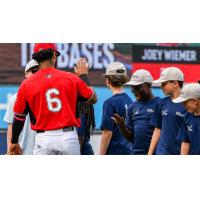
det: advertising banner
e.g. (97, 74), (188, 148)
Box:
(132, 45), (200, 82)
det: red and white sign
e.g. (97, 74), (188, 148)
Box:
(132, 45), (200, 83)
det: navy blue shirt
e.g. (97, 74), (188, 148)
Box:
(177, 112), (200, 155)
(126, 97), (161, 155)
(77, 115), (94, 155)
(100, 93), (132, 155)
(150, 96), (186, 155)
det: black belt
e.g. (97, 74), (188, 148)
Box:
(36, 126), (74, 133)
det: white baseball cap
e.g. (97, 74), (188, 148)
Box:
(125, 69), (153, 86)
(103, 62), (127, 76)
(153, 67), (184, 84)
(173, 83), (200, 103)
(25, 59), (39, 73)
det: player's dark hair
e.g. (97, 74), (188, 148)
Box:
(177, 81), (184, 88)
(32, 48), (54, 63)
(78, 74), (95, 140)
(143, 82), (152, 88)
(169, 80), (184, 88)
(107, 75), (129, 87)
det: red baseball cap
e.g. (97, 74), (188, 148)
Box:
(33, 43), (60, 56)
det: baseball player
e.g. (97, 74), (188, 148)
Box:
(4, 59), (39, 155)
(173, 83), (200, 155)
(112, 69), (161, 155)
(74, 59), (95, 155)
(8, 43), (97, 155)
(148, 67), (186, 155)
(100, 62), (132, 155)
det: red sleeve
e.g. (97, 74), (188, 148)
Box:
(14, 81), (28, 116)
(76, 77), (93, 101)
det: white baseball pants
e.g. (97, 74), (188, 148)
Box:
(33, 128), (80, 155)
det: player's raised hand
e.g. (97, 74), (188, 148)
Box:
(74, 57), (90, 76)
(7, 143), (22, 155)
(111, 114), (125, 128)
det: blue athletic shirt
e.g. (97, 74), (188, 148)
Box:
(77, 115), (94, 155)
(126, 97), (161, 155)
(100, 93), (132, 155)
(150, 96), (186, 155)
(177, 112), (200, 155)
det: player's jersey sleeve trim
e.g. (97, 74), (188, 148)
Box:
(14, 115), (26, 121)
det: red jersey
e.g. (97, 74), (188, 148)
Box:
(14, 67), (93, 131)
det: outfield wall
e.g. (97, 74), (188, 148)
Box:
(0, 85), (165, 154)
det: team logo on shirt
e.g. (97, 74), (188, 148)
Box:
(147, 109), (154, 113)
(45, 74), (52, 79)
(124, 104), (129, 118)
(187, 125), (193, 132)
(176, 112), (184, 117)
(162, 109), (168, 116)
(134, 109), (140, 115)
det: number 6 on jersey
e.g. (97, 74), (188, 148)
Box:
(46, 89), (62, 112)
